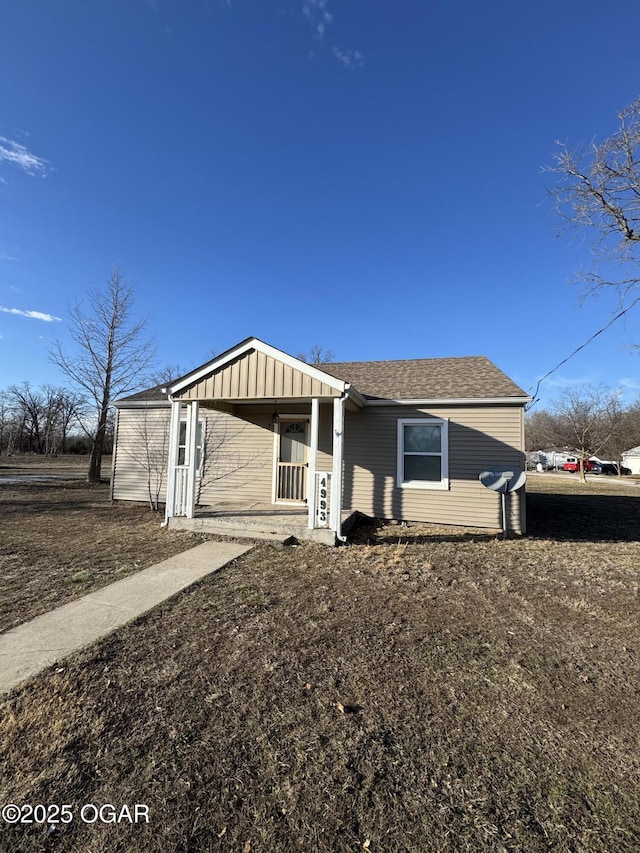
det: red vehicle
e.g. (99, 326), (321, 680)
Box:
(563, 457), (596, 473)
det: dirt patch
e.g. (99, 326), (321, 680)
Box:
(1, 465), (639, 851)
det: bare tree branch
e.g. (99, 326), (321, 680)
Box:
(297, 344), (336, 364)
(546, 98), (640, 309)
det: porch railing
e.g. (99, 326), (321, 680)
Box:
(173, 466), (189, 516)
(277, 462), (306, 502)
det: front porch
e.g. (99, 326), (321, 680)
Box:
(167, 501), (360, 545)
(162, 338), (366, 544)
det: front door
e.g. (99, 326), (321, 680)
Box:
(276, 420), (307, 502)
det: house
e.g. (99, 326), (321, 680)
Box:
(111, 336), (530, 542)
(622, 446), (640, 475)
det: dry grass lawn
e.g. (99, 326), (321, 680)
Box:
(0, 455), (209, 632)
(1, 460), (639, 852)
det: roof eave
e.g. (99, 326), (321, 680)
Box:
(345, 383), (367, 409)
(364, 396), (532, 406)
(113, 396), (170, 409)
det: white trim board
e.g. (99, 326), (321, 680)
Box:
(366, 397), (531, 407)
(113, 399), (170, 409)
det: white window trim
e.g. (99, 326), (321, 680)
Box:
(397, 417), (449, 491)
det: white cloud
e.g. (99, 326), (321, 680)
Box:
(303, 0), (332, 38)
(332, 46), (364, 68)
(302, 1), (363, 68)
(619, 377), (640, 393)
(0, 306), (61, 322)
(0, 137), (49, 176)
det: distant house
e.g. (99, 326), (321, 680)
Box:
(111, 337), (529, 541)
(622, 446), (640, 475)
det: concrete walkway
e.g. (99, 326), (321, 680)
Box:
(0, 540), (252, 695)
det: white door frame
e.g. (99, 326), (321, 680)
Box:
(272, 415), (309, 504)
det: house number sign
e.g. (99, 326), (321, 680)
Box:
(316, 471), (331, 528)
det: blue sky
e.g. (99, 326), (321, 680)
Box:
(1, 0), (639, 409)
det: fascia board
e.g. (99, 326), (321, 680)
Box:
(113, 399), (171, 409)
(364, 396), (532, 406)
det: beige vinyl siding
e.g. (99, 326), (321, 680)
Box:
(198, 402), (334, 504)
(176, 349), (342, 401)
(343, 404), (526, 532)
(111, 406), (171, 504)
(113, 399), (526, 532)
(113, 402), (336, 508)
(198, 406), (274, 504)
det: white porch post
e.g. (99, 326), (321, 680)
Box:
(307, 397), (319, 529)
(164, 398), (183, 522)
(330, 395), (345, 538)
(185, 400), (199, 519)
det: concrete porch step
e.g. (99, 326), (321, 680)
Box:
(167, 508), (360, 546)
(168, 517), (296, 545)
(168, 516), (338, 545)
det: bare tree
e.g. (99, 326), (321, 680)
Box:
(547, 98), (640, 308)
(150, 365), (189, 386)
(4, 383), (83, 455)
(551, 385), (615, 481)
(5, 388), (27, 454)
(0, 390), (10, 454)
(41, 385), (64, 456)
(50, 265), (155, 483)
(8, 382), (45, 453)
(525, 409), (558, 451)
(56, 389), (86, 454)
(599, 393), (640, 474)
(297, 344), (336, 364)
(527, 386), (640, 476)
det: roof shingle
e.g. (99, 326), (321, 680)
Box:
(322, 356), (526, 400)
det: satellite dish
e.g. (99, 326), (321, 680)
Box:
(479, 469), (526, 493)
(508, 470), (526, 492)
(479, 471), (508, 493)
(479, 469), (526, 537)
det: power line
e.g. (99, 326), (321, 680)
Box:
(526, 293), (640, 410)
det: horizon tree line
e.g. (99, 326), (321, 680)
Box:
(0, 382), (109, 456)
(526, 385), (640, 478)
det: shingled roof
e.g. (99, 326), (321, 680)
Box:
(117, 354), (527, 404)
(116, 384), (168, 404)
(322, 356), (526, 401)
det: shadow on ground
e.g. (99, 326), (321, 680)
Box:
(527, 490), (640, 542)
(351, 489), (640, 545)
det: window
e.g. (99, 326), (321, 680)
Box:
(177, 419), (205, 472)
(280, 422), (306, 464)
(397, 418), (449, 490)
